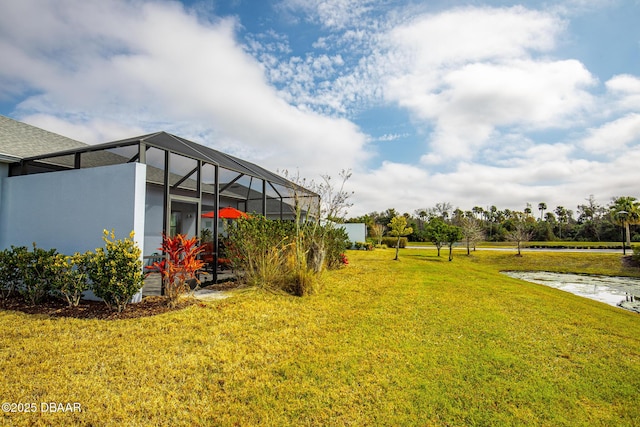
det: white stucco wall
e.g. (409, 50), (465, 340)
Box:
(340, 223), (367, 245)
(0, 162), (146, 256)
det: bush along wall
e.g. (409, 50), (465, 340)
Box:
(85, 230), (144, 313)
(0, 230), (143, 312)
(0, 246), (22, 301)
(0, 245), (64, 306)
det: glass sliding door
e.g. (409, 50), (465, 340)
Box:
(169, 197), (200, 237)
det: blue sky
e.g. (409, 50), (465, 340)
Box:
(1, 0), (639, 216)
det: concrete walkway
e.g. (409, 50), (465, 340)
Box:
(192, 288), (232, 301)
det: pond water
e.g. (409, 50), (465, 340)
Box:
(501, 271), (640, 313)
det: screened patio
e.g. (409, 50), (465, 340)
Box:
(10, 131), (319, 287)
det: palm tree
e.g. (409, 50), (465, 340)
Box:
(609, 196), (640, 246)
(538, 202), (547, 221)
(555, 206), (567, 239)
(489, 205), (498, 222)
(472, 206), (484, 220)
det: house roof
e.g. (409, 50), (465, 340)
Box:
(91, 131), (303, 191)
(19, 130), (314, 195)
(3, 114), (316, 197)
(0, 115), (87, 159)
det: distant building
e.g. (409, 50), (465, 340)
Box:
(339, 223), (367, 246)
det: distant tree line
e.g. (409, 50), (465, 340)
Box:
(346, 195), (640, 245)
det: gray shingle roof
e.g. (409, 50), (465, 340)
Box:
(0, 115), (87, 159)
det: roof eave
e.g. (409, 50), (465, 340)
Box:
(0, 152), (21, 163)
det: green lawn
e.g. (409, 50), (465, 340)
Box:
(1, 249), (639, 426)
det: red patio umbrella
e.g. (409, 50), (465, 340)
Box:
(219, 207), (249, 219)
(201, 207), (249, 219)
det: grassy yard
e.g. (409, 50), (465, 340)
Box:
(1, 248), (639, 426)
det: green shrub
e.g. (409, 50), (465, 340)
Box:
(633, 246), (640, 264)
(322, 225), (351, 269)
(0, 247), (23, 300)
(354, 241), (374, 251)
(380, 237), (408, 248)
(0, 245), (88, 306)
(50, 252), (90, 307)
(85, 230), (143, 313)
(17, 244), (60, 305)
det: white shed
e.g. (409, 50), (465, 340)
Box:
(339, 223), (367, 246)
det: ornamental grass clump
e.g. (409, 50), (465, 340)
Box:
(85, 230), (144, 313)
(226, 216), (350, 296)
(226, 216), (293, 291)
(148, 234), (205, 307)
(284, 239), (318, 297)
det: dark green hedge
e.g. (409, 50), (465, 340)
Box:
(380, 237), (408, 248)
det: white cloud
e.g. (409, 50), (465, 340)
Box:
(20, 113), (146, 144)
(276, 0), (378, 30)
(387, 6), (561, 67)
(375, 133), (408, 142)
(380, 6), (596, 164)
(208, 2), (640, 216)
(347, 161), (431, 213)
(2, 0), (639, 219)
(606, 74), (640, 112)
(347, 149), (631, 216)
(0, 0), (370, 179)
(580, 113), (640, 155)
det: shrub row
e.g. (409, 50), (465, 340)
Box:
(0, 231), (143, 312)
(354, 241), (374, 250)
(528, 244), (637, 250)
(380, 237), (408, 248)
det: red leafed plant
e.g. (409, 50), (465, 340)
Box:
(147, 234), (205, 306)
(340, 253), (349, 265)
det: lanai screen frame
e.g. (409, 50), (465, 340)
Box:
(10, 131), (320, 285)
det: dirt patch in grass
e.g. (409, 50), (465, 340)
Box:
(201, 280), (242, 291)
(622, 255), (640, 268)
(0, 295), (200, 320)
